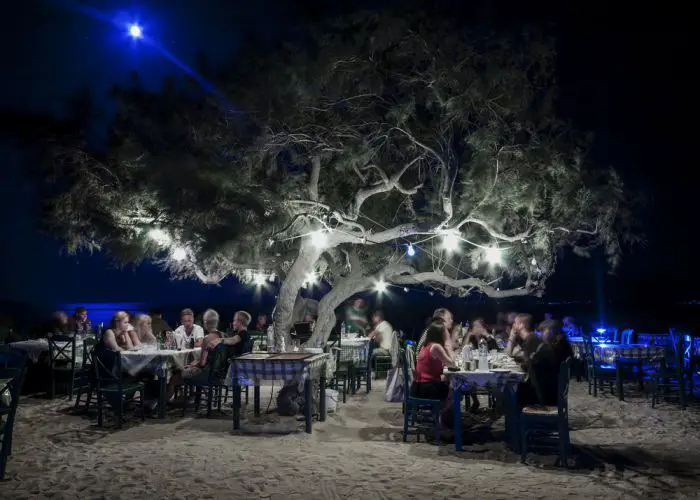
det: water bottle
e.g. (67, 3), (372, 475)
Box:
(340, 322), (346, 336)
(267, 325), (275, 352)
(478, 337), (489, 372)
(461, 345), (472, 371)
(189, 337), (195, 349)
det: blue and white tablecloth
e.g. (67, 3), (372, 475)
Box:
(446, 369), (524, 393)
(226, 353), (329, 386)
(567, 339), (665, 363)
(339, 338), (370, 364)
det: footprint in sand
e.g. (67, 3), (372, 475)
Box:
(319, 480), (341, 500)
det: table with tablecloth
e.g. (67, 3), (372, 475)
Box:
(228, 352), (329, 433)
(120, 347), (200, 418)
(445, 369), (525, 452)
(9, 337), (90, 365)
(568, 339), (665, 364)
(338, 338), (370, 363)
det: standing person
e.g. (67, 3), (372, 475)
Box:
(70, 306), (93, 334)
(344, 298), (368, 334)
(368, 311), (394, 356)
(173, 308), (204, 348)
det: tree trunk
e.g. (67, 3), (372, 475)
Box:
(307, 273), (375, 346)
(273, 241), (323, 351)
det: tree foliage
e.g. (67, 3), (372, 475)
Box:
(16, 9), (640, 298)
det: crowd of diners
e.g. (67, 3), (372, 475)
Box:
(411, 307), (575, 426)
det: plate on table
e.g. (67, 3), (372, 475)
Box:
(490, 368), (511, 373)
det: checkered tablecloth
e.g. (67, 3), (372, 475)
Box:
(120, 347), (199, 377)
(446, 370), (524, 393)
(595, 344), (666, 364)
(227, 353), (329, 386)
(338, 338), (370, 364)
(636, 334), (671, 346)
(10, 337), (89, 364)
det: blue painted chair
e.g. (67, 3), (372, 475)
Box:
(520, 358), (572, 466)
(583, 334), (615, 396)
(353, 339), (376, 393)
(400, 347), (441, 445)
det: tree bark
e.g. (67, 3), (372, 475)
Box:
(272, 240), (323, 351)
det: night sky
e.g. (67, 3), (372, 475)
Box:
(1, 1), (695, 320)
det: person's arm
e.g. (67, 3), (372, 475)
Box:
(129, 330), (142, 346)
(430, 343), (456, 367)
(505, 328), (518, 357)
(193, 326), (204, 347)
(123, 331), (134, 350)
(222, 333), (242, 345)
(103, 330), (123, 352)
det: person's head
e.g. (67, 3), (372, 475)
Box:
(256, 314), (268, 327)
(302, 313), (315, 323)
(74, 306), (88, 322)
(562, 316), (575, 328)
(432, 308), (453, 330)
(233, 311), (252, 331)
(111, 311), (130, 333)
(544, 312), (554, 321)
(472, 318), (487, 332)
(135, 314), (152, 336)
(180, 308), (195, 330)
(424, 320), (448, 347)
(539, 319), (563, 343)
(513, 313), (534, 338)
(202, 309), (220, 333)
(371, 310), (384, 326)
(53, 311), (68, 326)
(507, 312), (517, 325)
(352, 298), (365, 309)
(149, 308), (163, 319)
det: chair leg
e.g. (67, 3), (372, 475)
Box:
(207, 386), (213, 417)
(140, 391), (145, 421)
(68, 375), (75, 401)
(245, 386), (249, 404)
(520, 425), (527, 463)
(116, 395), (123, 429)
(85, 387), (93, 411)
(50, 371), (56, 399)
(403, 404), (410, 442)
(97, 392), (104, 427)
(74, 389), (82, 408)
(433, 407), (440, 446)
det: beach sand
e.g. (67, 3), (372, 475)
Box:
(2, 380), (700, 499)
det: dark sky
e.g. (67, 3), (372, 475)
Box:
(0, 1), (695, 313)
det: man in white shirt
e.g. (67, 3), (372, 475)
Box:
(173, 308), (204, 348)
(368, 310), (394, 356)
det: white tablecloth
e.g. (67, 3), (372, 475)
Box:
(339, 338), (370, 363)
(120, 347), (200, 377)
(10, 337), (89, 364)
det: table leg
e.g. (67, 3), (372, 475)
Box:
(232, 384), (241, 431)
(319, 367), (327, 422)
(453, 388), (463, 451)
(304, 379), (312, 433)
(349, 362), (357, 394)
(159, 370), (167, 419)
(254, 384), (261, 417)
(506, 386), (521, 453)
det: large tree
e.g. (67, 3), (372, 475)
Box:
(14, 11), (638, 345)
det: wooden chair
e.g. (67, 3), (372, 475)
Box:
(73, 337), (99, 411)
(181, 344), (230, 417)
(583, 334), (615, 396)
(520, 358), (572, 466)
(352, 339), (376, 393)
(93, 347), (145, 429)
(47, 334), (77, 400)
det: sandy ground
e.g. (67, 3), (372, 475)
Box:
(2, 379), (700, 500)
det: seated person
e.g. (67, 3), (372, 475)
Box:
(539, 319), (574, 368)
(368, 310), (393, 356)
(507, 313), (558, 408)
(130, 314), (158, 346)
(102, 311), (134, 351)
(462, 318), (499, 351)
(411, 320), (456, 403)
(173, 308), (205, 348)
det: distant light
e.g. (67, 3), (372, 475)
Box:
(485, 246), (502, 265)
(531, 257), (537, 266)
(128, 24), (142, 39)
(596, 328), (606, 334)
(253, 273), (266, 286)
(441, 230), (461, 252)
(403, 287), (409, 293)
(309, 230), (328, 249)
(268, 272), (276, 282)
(374, 280), (387, 293)
(171, 247), (187, 261)
(304, 272), (317, 287)
(406, 244), (416, 257)
(148, 228), (171, 246)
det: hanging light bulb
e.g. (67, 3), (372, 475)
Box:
(406, 244), (416, 257)
(403, 287), (409, 292)
(148, 228), (171, 246)
(441, 230), (461, 252)
(485, 246), (502, 265)
(253, 273), (266, 286)
(374, 280), (387, 293)
(531, 257), (537, 266)
(309, 230), (328, 249)
(268, 272), (276, 282)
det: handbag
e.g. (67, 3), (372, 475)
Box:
(384, 366), (405, 403)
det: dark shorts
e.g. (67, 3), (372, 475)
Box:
(411, 381), (450, 401)
(183, 365), (210, 385)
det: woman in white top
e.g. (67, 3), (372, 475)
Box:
(103, 311), (134, 352)
(130, 314), (158, 346)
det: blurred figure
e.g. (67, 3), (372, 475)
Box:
(51, 311), (71, 334)
(417, 308), (454, 352)
(463, 318), (498, 351)
(70, 306), (92, 334)
(544, 312), (554, 321)
(344, 298), (368, 334)
(255, 314), (269, 332)
(539, 319), (574, 367)
(368, 310), (393, 355)
(562, 316), (579, 336)
(150, 308), (172, 336)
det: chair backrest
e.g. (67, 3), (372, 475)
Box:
(620, 329), (634, 344)
(48, 334), (76, 367)
(82, 337), (99, 368)
(399, 349), (410, 404)
(92, 347), (124, 388)
(208, 344), (230, 382)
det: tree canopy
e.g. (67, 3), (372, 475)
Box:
(12, 10), (639, 325)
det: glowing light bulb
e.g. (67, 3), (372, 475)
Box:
(485, 246), (502, 265)
(253, 273), (266, 286)
(304, 272), (317, 288)
(374, 280), (387, 293)
(406, 244), (416, 257)
(403, 287), (409, 293)
(148, 228), (171, 246)
(531, 257), (537, 266)
(441, 230), (460, 252)
(171, 247), (187, 261)
(128, 24), (142, 39)
(268, 272), (276, 282)
(309, 230), (328, 249)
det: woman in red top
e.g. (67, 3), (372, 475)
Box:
(411, 320), (456, 401)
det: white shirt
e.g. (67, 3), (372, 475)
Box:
(373, 320), (394, 351)
(173, 324), (204, 346)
